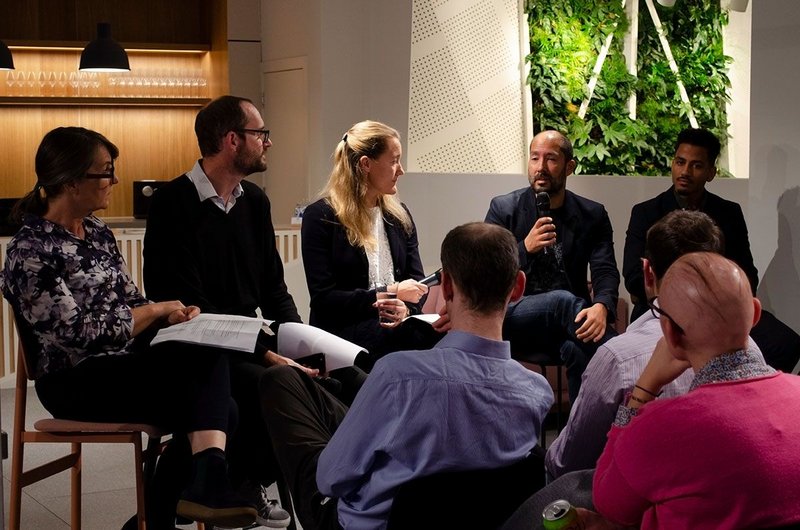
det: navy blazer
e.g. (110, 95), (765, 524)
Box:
(485, 187), (620, 320)
(623, 186), (759, 317)
(301, 198), (426, 333)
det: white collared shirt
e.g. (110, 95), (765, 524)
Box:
(186, 160), (244, 213)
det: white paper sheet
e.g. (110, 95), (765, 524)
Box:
(151, 313), (265, 353)
(407, 313), (440, 324)
(277, 322), (367, 371)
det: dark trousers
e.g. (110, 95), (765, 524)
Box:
(750, 309), (800, 373)
(228, 332), (368, 489)
(35, 340), (234, 434)
(228, 355), (281, 488)
(503, 290), (615, 402)
(500, 469), (595, 530)
(260, 365), (348, 530)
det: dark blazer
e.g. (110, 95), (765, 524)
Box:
(623, 186), (759, 317)
(301, 198), (426, 333)
(485, 187), (620, 320)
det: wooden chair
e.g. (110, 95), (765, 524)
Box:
(8, 313), (205, 530)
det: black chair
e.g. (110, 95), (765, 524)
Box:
(387, 446), (546, 530)
(513, 351), (566, 447)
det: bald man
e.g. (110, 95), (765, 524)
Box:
(485, 130), (619, 401)
(591, 253), (800, 529)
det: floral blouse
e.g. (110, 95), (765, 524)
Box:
(0, 214), (150, 379)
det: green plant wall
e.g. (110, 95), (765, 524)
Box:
(527, 0), (732, 176)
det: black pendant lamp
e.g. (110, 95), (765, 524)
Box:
(79, 22), (130, 72)
(0, 39), (14, 70)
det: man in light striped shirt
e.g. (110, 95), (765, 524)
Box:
(545, 210), (765, 478)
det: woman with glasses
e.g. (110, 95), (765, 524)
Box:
(301, 120), (442, 368)
(0, 127), (257, 529)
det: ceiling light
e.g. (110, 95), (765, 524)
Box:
(79, 22), (130, 72)
(0, 39), (15, 70)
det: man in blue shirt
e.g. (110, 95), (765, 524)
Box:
(260, 222), (554, 530)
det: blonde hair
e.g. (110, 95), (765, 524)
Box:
(322, 120), (412, 250)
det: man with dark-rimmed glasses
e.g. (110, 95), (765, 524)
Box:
(143, 95), (298, 529)
(545, 209), (766, 479)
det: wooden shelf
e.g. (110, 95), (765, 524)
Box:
(0, 96), (211, 107)
(7, 41), (210, 52)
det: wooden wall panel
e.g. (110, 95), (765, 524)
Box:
(0, 0), (214, 45)
(0, 107), (201, 217)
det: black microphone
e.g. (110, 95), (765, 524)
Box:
(420, 268), (442, 287)
(535, 192), (551, 255)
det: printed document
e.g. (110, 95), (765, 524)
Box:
(151, 313), (265, 353)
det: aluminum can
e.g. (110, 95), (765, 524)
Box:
(542, 499), (582, 530)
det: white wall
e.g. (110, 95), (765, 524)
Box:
(750, 0), (800, 333)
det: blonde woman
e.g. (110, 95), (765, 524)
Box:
(301, 121), (438, 365)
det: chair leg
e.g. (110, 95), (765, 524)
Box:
(538, 364), (548, 448)
(71, 442), (82, 530)
(9, 432), (25, 530)
(133, 436), (147, 530)
(276, 474), (298, 530)
(555, 366), (564, 432)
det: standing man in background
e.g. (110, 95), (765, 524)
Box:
(486, 130), (619, 401)
(624, 127), (800, 373)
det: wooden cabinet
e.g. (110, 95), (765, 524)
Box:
(0, 0), (215, 45)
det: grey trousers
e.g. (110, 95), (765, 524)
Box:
(500, 469), (595, 530)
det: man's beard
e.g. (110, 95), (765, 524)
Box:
(234, 150), (267, 175)
(529, 172), (564, 195)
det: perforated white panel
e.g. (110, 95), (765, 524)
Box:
(408, 0), (526, 173)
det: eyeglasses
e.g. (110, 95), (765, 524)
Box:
(647, 296), (684, 335)
(236, 129), (270, 143)
(85, 169), (117, 180)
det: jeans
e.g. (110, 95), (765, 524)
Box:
(503, 290), (615, 402)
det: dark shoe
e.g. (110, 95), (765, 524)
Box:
(176, 489), (257, 528)
(238, 479), (291, 528)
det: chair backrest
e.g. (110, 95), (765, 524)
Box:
(9, 303), (43, 382)
(387, 446), (546, 530)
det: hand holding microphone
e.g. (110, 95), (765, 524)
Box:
(526, 191), (555, 255)
(419, 268), (442, 287)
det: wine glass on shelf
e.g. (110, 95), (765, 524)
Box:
(68, 72), (79, 97)
(198, 74), (208, 99)
(37, 72), (47, 96)
(158, 69), (169, 98)
(4, 71), (16, 96)
(46, 72), (57, 96)
(57, 72), (68, 95)
(189, 69), (200, 98)
(26, 71), (36, 96)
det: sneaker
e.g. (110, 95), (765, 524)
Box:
(240, 481), (292, 529)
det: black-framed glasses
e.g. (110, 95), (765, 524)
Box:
(236, 128), (270, 143)
(647, 296), (684, 335)
(85, 168), (117, 180)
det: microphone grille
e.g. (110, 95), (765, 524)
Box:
(535, 192), (550, 210)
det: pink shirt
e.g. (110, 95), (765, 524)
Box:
(593, 372), (800, 529)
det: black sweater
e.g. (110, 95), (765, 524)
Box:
(143, 174), (301, 323)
